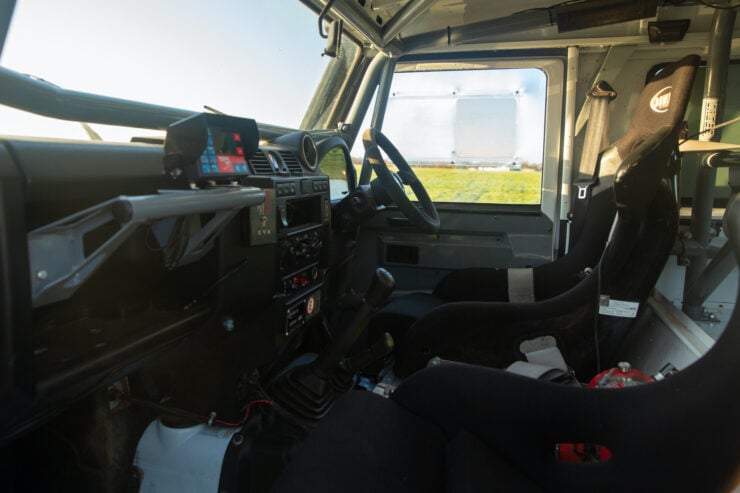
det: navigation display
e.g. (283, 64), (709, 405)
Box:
(165, 113), (258, 182)
(200, 127), (250, 175)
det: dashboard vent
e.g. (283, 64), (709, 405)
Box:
(280, 151), (303, 176)
(250, 150), (272, 175)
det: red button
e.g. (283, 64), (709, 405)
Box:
(306, 296), (315, 316)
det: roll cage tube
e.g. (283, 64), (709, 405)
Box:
(0, 0), (15, 59)
(0, 65), (311, 139)
(343, 52), (392, 157)
(355, 54), (396, 186)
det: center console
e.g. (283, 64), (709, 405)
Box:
(164, 112), (331, 348)
(245, 175), (330, 345)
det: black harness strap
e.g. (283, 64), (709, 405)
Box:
(569, 81), (617, 245)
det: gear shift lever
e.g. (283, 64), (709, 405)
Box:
(269, 268), (395, 427)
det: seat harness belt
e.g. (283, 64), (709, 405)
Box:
(569, 81), (617, 244)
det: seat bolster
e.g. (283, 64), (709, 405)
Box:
(367, 291), (447, 343)
(273, 390), (447, 493)
(434, 268), (509, 301)
(395, 271), (600, 377)
(446, 430), (543, 493)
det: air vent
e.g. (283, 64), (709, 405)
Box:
(250, 149), (272, 174)
(301, 134), (318, 171)
(280, 151), (303, 176)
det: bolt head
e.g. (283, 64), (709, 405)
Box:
(36, 270), (48, 280)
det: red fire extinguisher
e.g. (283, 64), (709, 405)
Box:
(588, 361), (654, 388)
(557, 362), (654, 463)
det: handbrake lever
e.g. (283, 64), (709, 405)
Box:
(342, 332), (395, 374)
(313, 268), (395, 374)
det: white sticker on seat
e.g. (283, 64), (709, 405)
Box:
(598, 295), (639, 318)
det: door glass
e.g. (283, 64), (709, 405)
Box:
(360, 67), (547, 205)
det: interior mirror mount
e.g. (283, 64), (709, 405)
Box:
(318, 0), (342, 58)
(323, 19), (343, 57)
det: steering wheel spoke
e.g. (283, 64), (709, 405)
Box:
(362, 128), (440, 234)
(397, 169), (418, 186)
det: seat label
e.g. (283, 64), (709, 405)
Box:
(598, 296), (639, 318)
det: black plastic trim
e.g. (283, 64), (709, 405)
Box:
(316, 135), (356, 192)
(0, 143), (35, 435)
(398, 48), (568, 64)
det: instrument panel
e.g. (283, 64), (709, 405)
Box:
(164, 112), (320, 186)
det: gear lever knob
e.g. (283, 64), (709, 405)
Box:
(364, 268), (396, 308)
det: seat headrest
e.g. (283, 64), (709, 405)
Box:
(613, 55), (699, 218)
(615, 54), (700, 160)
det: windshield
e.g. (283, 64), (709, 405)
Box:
(0, 0), (337, 141)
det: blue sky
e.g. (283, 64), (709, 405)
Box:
(1, 0), (546, 165)
(0, 0), (329, 140)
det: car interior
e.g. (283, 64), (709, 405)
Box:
(1, 0), (740, 492)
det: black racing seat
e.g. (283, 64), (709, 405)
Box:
(397, 168), (678, 378)
(365, 55), (699, 378)
(367, 55), (699, 350)
(273, 190), (740, 493)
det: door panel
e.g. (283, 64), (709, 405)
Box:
(352, 208), (553, 293)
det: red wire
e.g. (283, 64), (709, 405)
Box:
(239, 399), (273, 425)
(176, 399), (273, 428)
(117, 386), (273, 428)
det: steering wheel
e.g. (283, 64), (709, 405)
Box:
(362, 128), (440, 234)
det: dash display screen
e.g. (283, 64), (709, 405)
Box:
(200, 127), (250, 175)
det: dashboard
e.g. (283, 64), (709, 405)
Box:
(0, 115), (338, 443)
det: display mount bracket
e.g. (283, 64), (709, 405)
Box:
(28, 187), (264, 307)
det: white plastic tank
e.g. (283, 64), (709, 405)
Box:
(134, 419), (239, 492)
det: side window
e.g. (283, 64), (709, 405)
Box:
(372, 66), (547, 205)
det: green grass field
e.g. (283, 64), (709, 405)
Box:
(319, 148), (542, 204)
(407, 166), (542, 204)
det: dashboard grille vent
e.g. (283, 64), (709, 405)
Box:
(250, 150), (272, 175)
(280, 151), (303, 176)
